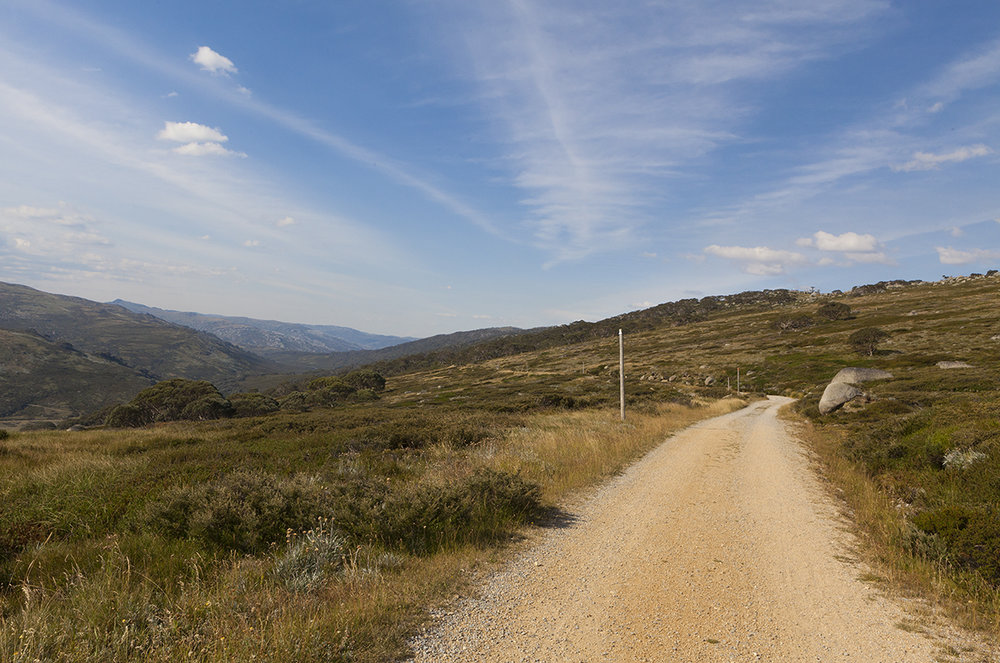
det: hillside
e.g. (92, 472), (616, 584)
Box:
(111, 300), (415, 354)
(0, 282), (272, 422)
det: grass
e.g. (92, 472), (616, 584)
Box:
(0, 390), (743, 662)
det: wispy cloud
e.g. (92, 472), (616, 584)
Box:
(157, 121), (228, 144)
(936, 246), (1000, 265)
(893, 144), (992, 172)
(450, 0), (887, 262)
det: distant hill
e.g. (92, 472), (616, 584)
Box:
(260, 326), (530, 375)
(0, 282), (273, 422)
(111, 300), (415, 354)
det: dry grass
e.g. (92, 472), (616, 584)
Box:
(0, 397), (744, 662)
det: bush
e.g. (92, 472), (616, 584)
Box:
(343, 369), (387, 392)
(0, 429), (8, 441)
(382, 469), (542, 554)
(144, 471), (331, 553)
(817, 301), (852, 320)
(228, 392), (281, 417)
(912, 506), (1000, 582)
(274, 522), (346, 592)
(848, 327), (890, 356)
(774, 315), (814, 332)
(104, 379), (232, 427)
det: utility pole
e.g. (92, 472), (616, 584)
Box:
(619, 329), (625, 421)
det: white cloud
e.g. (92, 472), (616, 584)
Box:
(172, 141), (246, 157)
(165, 91), (179, 98)
(936, 246), (1000, 265)
(950, 226), (964, 237)
(798, 230), (879, 252)
(928, 101), (944, 113)
(190, 46), (237, 75)
(704, 244), (806, 275)
(893, 144), (992, 172)
(276, 216), (296, 227)
(157, 121), (228, 144)
(2, 205), (60, 218)
(243, 239), (261, 248)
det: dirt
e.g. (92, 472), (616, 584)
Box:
(409, 397), (994, 662)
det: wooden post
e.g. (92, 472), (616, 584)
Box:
(737, 367), (741, 394)
(619, 329), (625, 421)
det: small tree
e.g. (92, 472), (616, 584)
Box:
(817, 301), (852, 321)
(849, 327), (890, 356)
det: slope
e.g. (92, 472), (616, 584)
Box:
(112, 300), (416, 353)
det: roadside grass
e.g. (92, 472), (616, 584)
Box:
(788, 411), (1000, 635)
(0, 389), (742, 662)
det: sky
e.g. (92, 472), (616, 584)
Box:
(1, 0), (999, 337)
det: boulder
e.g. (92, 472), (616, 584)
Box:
(704, 376), (716, 386)
(831, 367), (893, 384)
(936, 361), (972, 369)
(819, 382), (863, 414)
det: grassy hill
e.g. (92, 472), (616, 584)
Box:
(0, 282), (274, 423)
(0, 272), (998, 661)
(112, 300), (416, 354)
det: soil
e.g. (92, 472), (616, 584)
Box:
(409, 397), (994, 662)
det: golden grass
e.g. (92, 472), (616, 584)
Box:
(1, 398), (746, 662)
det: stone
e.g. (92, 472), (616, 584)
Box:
(936, 361), (972, 369)
(830, 367), (893, 384)
(704, 376), (716, 386)
(819, 382), (863, 414)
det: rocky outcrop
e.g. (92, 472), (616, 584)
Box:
(936, 361), (972, 369)
(819, 382), (864, 414)
(831, 367), (893, 384)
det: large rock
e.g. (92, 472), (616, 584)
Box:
(831, 367), (893, 384)
(819, 382), (863, 414)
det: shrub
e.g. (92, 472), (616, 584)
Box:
(228, 392), (281, 417)
(817, 301), (852, 320)
(912, 506), (1000, 582)
(343, 369), (387, 392)
(104, 379), (232, 427)
(848, 327), (890, 356)
(144, 471), (331, 553)
(382, 469), (542, 554)
(0, 429), (8, 441)
(774, 315), (814, 332)
(274, 521), (346, 592)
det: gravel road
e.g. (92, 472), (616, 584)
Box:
(409, 396), (992, 662)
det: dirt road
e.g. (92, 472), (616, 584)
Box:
(409, 396), (986, 662)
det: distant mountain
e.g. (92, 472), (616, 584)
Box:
(261, 326), (529, 375)
(111, 300), (415, 354)
(0, 282), (273, 422)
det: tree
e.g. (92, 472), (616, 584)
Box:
(848, 327), (890, 356)
(343, 369), (387, 392)
(817, 301), (852, 321)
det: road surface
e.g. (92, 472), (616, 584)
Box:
(409, 396), (989, 662)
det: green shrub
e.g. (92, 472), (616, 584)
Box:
(104, 379), (232, 427)
(0, 429), (8, 441)
(912, 506), (1000, 582)
(382, 469), (542, 554)
(228, 392), (281, 417)
(144, 471), (331, 553)
(343, 369), (387, 392)
(306, 376), (355, 396)
(817, 301), (852, 320)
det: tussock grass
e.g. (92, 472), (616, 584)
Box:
(0, 393), (741, 662)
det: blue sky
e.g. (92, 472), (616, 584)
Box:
(1, 0), (999, 337)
